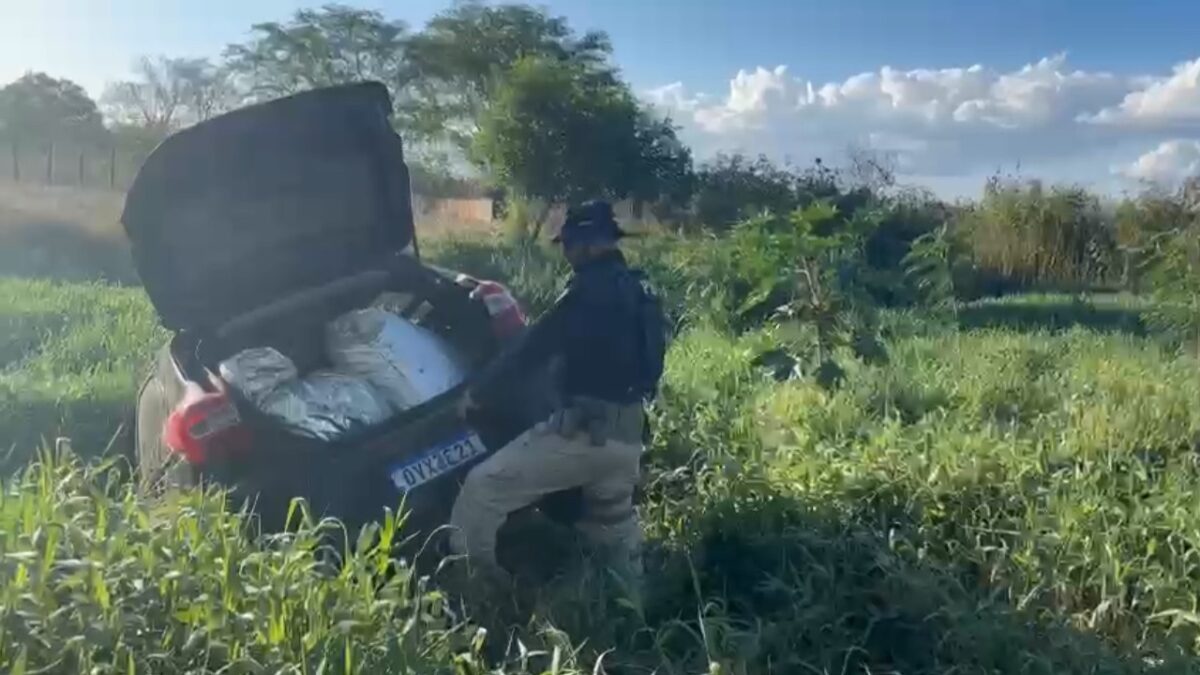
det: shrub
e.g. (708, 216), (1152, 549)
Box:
(424, 236), (568, 316)
(1115, 180), (1200, 349)
(865, 187), (951, 305)
(955, 176), (1117, 291)
(691, 153), (803, 232)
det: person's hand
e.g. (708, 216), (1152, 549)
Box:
(457, 389), (479, 419)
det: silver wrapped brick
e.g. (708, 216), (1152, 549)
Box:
(259, 371), (392, 441)
(218, 347), (299, 406)
(325, 308), (467, 412)
(219, 346), (392, 441)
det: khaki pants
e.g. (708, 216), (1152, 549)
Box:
(449, 420), (643, 583)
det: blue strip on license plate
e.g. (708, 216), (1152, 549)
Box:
(390, 431), (488, 493)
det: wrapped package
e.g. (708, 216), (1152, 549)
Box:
(371, 291), (416, 315)
(218, 347), (300, 405)
(258, 371), (392, 441)
(326, 308), (467, 411)
(219, 347), (392, 441)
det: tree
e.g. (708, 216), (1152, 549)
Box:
(0, 73), (106, 144)
(628, 112), (695, 218)
(102, 57), (234, 136)
(1137, 182), (1200, 352)
(472, 56), (689, 217)
(692, 154), (802, 231)
(222, 4), (434, 140)
(406, 2), (615, 147)
(844, 143), (897, 194)
(1114, 188), (1188, 288)
(225, 5), (407, 94)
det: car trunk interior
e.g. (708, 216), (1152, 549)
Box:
(164, 259), (568, 554)
(163, 257), (512, 532)
(172, 256), (500, 445)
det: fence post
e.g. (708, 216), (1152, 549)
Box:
(45, 142), (54, 185)
(78, 150), (86, 187)
(109, 146), (117, 189)
(9, 142), (17, 183)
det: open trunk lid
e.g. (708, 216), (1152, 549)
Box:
(121, 82), (416, 332)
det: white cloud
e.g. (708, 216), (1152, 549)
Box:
(1086, 58), (1200, 128)
(644, 82), (706, 114)
(1120, 139), (1200, 185)
(645, 54), (1200, 188)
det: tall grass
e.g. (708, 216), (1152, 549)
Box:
(4, 225), (1200, 671)
(0, 279), (163, 469)
(955, 178), (1116, 292)
(627, 305), (1200, 672)
(0, 449), (596, 674)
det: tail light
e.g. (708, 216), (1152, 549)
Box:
(164, 376), (251, 466)
(458, 277), (527, 340)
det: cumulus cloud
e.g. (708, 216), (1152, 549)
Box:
(1121, 139), (1200, 184)
(645, 53), (1200, 185)
(1086, 58), (1200, 128)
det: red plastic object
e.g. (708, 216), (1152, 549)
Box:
(469, 280), (527, 340)
(163, 379), (250, 465)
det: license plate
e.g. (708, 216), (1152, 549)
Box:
(389, 431), (488, 493)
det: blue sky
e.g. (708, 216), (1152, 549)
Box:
(3, 1), (1200, 196)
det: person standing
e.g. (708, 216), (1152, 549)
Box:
(450, 200), (666, 593)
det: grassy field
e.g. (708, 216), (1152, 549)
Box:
(0, 279), (162, 471)
(0, 181), (136, 284)
(1, 228), (1199, 672)
(0, 181), (506, 284)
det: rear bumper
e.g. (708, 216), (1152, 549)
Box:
(138, 316), (556, 547)
(201, 375), (549, 543)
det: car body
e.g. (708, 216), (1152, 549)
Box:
(128, 82), (568, 557)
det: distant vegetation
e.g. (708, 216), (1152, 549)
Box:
(2, 1), (1196, 313)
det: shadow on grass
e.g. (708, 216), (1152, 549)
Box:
(629, 482), (1184, 674)
(0, 218), (138, 284)
(494, 476), (1191, 674)
(0, 306), (70, 370)
(0, 388), (134, 475)
(957, 296), (1147, 336)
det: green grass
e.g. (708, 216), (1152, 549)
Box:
(0, 452), (546, 674)
(625, 316), (1199, 673)
(0, 279), (163, 470)
(3, 246), (1200, 671)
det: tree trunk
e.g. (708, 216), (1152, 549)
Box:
(45, 142), (54, 185)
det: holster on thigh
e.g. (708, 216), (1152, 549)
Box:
(551, 397), (645, 447)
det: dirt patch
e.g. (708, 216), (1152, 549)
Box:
(0, 182), (135, 283)
(0, 181), (125, 237)
(0, 181), (507, 282)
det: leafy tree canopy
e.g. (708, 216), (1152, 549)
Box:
(0, 72), (106, 144)
(406, 2), (615, 146)
(472, 56), (689, 207)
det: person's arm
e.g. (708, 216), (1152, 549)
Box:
(469, 287), (573, 402)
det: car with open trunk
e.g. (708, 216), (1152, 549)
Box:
(128, 82), (569, 561)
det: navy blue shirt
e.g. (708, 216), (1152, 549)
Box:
(473, 250), (644, 405)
